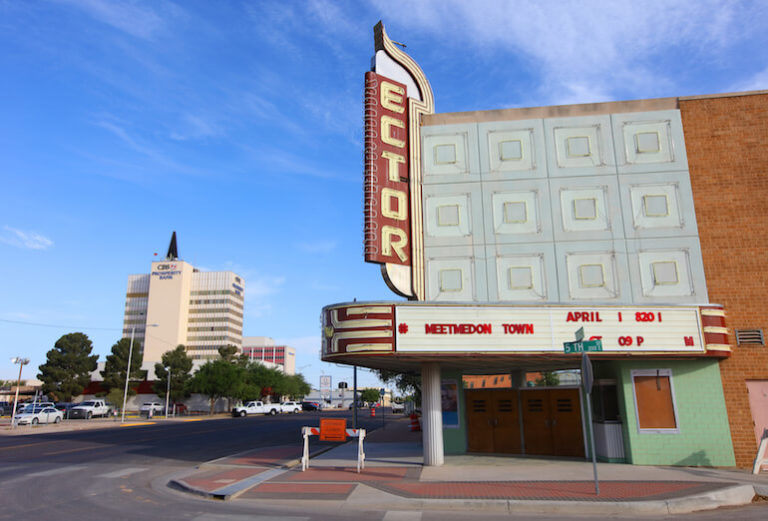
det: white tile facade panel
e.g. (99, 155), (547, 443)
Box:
(423, 183), (485, 248)
(618, 172), (698, 238)
(556, 241), (631, 302)
(550, 177), (624, 242)
(612, 110), (689, 174)
(626, 237), (708, 303)
(544, 115), (616, 177)
(478, 119), (547, 181)
(420, 108), (706, 305)
(425, 246), (488, 301)
(485, 243), (558, 302)
(482, 180), (553, 244)
(422, 123), (480, 184)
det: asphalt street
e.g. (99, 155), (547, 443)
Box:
(1, 410), (767, 521)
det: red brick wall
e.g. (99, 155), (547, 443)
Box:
(680, 93), (768, 468)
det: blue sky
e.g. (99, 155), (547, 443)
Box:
(1, 0), (766, 390)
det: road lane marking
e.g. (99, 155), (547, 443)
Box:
(43, 445), (107, 456)
(120, 422), (156, 427)
(0, 440), (56, 451)
(97, 467), (148, 479)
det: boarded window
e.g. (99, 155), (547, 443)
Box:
(632, 370), (678, 431)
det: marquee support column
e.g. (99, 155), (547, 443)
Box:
(421, 362), (444, 466)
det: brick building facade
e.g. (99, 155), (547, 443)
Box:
(681, 91), (768, 468)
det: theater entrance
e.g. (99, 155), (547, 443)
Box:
(466, 387), (585, 457)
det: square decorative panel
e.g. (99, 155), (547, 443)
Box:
(479, 119), (546, 181)
(564, 250), (622, 300)
(628, 183), (683, 230)
(637, 250), (693, 298)
(560, 188), (609, 231)
(623, 121), (672, 165)
(422, 123), (480, 183)
(626, 238), (707, 303)
(491, 190), (539, 236)
(612, 110), (688, 174)
(488, 129), (535, 172)
(425, 255), (485, 301)
(425, 194), (471, 238)
(439, 268), (464, 292)
(545, 115), (616, 177)
(492, 253), (549, 301)
(434, 144), (457, 165)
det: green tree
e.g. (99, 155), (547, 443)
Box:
(246, 363), (284, 400)
(374, 369), (421, 404)
(534, 372), (560, 387)
(285, 373), (311, 400)
(189, 359), (246, 414)
(153, 345), (194, 403)
(38, 332), (98, 402)
(218, 344), (239, 362)
(360, 388), (381, 405)
(100, 338), (145, 398)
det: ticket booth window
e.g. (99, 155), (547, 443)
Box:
(631, 369), (679, 433)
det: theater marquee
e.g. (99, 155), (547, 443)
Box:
(321, 302), (730, 359)
(396, 306), (707, 353)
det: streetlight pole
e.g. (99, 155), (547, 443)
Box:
(10, 357), (29, 430)
(121, 326), (136, 423)
(164, 366), (171, 418)
(121, 323), (157, 423)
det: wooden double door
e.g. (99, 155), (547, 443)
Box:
(466, 388), (584, 457)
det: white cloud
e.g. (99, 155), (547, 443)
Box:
(730, 66), (768, 92)
(244, 275), (286, 300)
(53, 0), (168, 40)
(169, 113), (224, 141)
(0, 226), (53, 250)
(295, 241), (337, 254)
(374, 0), (765, 103)
(275, 335), (321, 358)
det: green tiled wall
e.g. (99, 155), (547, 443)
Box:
(599, 359), (735, 467)
(442, 370), (467, 454)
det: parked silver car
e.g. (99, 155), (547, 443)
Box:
(14, 406), (63, 426)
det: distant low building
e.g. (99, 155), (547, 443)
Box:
(242, 336), (296, 375)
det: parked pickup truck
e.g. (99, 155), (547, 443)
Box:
(232, 401), (279, 417)
(69, 400), (113, 419)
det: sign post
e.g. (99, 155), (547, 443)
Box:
(580, 352), (600, 496)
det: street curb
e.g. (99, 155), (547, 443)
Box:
(167, 444), (338, 500)
(330, 483), (758, 516)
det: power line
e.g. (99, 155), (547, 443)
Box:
(0, 318), (120, 331)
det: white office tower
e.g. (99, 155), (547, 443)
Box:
(122, 232), (245, 362)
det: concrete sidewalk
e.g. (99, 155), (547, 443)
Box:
(169, 417), (768, 515)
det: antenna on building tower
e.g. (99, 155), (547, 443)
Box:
(166, 231), (178, 261)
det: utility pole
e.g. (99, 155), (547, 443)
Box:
(10, 357), (29, 430)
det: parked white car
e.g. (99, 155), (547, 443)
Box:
(14, 406), (63, 426)
(232, 401), (280, 417)
(280, 401), (302, 414)
(139, 402), (164, 415)
(391, 402), (405, 413)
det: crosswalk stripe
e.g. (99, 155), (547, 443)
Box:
(382, 512), (422, 521)
(97, 467), (147, 479)
(3, 465), (86, 485)
(28, 465), (87, 477)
